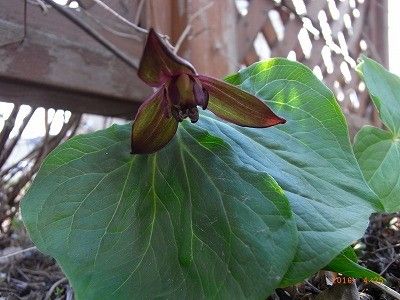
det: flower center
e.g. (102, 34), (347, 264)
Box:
(166, 74), (208, 123)
(171, 105), (199, 123)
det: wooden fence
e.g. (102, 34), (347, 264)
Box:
(0, 0), (388, 129)
(236, 0), (387, 135)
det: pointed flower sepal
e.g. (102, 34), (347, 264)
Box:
(132, 28), (286, 154)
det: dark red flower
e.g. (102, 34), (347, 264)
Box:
(131, 28), (286, 154)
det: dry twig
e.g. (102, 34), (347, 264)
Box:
(0, 246), (37, 261)
(28, 0), (50, 12)
(88, 0), (170, 42)
(371, 282), (400, 300)
(0, 105), (20, 151)
(0, 108), (35, 170)
(44, 277), (68, 300)
(83, 9), (141, 41)
(91, 0), (148, 35)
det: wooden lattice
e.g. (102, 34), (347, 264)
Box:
(0, 0), (388, 133)
(236, 0), (388, 136)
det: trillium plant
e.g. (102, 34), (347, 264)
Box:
(22, 26), (400, 299)
(131, 29), (285, 153)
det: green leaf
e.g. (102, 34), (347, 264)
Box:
(325, 246), (384, 281)
(22, 59), (380, 298)
(357, 56), (400, 135)
(22, 124), (298, 299)
(354, 126), (400, 212)
(354, 57), (400, 212)
(223, 59), (380, 286)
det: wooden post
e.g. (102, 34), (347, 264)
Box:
(367, 0), (389, 68)
(148, 0), (238, 78)
(366, 0), (388, 127)
(146, 0), (173, 37)
(184, 0), (238, 77)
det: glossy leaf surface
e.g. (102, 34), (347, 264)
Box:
(22, 59), (379, 298)
(222, 59), (379, 285)
(354, 126), (400, 212)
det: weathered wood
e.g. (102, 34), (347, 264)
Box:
(307, 0), (355, 68)
(367, 0), (388, 67)
(346, 0), (368, 53)
(186, 0), (238, 77)
(294, 42), (305, 61)
(244, 48), (259, 66)
(150, 0), (238, 78)
(277, 6), (290, 24)
(0, 0), (149, 117)
(237, 0), (275, 63)
(271, 1), (327, 57)
(329, 1), (350, 38)
(0, 0), (389, 128)
(0, 74), (143, 118)
(261, 17), (278, 48)
(145, 0), (173, 36)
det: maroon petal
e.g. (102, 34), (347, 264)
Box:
(198, 75), (286, 127)
(138, 29), (196, 87)
(192, 76), (209, 109)
(132, 88), (178, 154)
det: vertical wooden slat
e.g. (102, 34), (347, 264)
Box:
(149, 0), (237, 77)
(364, 0), (387, 127)
(278, 7), (291, 24)
(146, 0), (173, 36)
(261, 17), (278, 48)
(236, 0), (275, 63)
(185, 0), (238, 77)
(244, 48), (260, 66)
(367, 0), (388, 67)
(170, 0), (188, 45)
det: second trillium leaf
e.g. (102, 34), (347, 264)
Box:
(354, 57), (400, 213)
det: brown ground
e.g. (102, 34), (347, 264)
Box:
(0, 225), (71, 300)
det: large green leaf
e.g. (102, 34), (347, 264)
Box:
(22, 59), (380, 298)
(222, 59), (380, 285)
(354, 57), (400, 212)
(22, 124), (297, 299)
